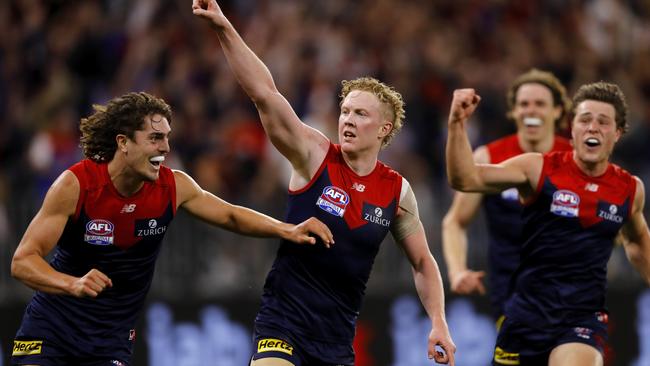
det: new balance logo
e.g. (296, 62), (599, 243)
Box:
(352, 182), (365, 192)
(585, 183), (599, 192)
(121, 204), (136, 213)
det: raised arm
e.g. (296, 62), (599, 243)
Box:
(620, 177), (650, 284)
(391, 179), (456, 365)
(174, 170), (333, 246)
(442, 146), (490, 295)
(192, 0), (328, 180)
(446, 88), (541, 196)
(11, 171), (113, 297)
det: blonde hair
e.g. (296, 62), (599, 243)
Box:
(340, 77), (405, 148)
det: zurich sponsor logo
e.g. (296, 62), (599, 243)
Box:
(550, 190), (580, 217)
(84, 219), (115, 245)
(316, 185), (350, 217)
(598, 203), (624, 223)
(363, 205), (391, 227)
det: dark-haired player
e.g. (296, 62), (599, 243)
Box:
(446, 83), (650, 365)
(442, 69), (572, 322)
(11, 92), (333, 366)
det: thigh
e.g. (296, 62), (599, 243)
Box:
(251, 357), (296, 366)
(549, 343), (603, 366)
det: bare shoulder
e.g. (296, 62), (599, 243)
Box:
(633, 176), (646, 212)
(42, 170), (80, 216)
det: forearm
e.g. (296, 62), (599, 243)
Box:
(441, 218), (469, 279)
(224, 205), (291, 240)
(446, 123), (481, 191)
(11, 254), (75, 295)
(413, 255), (447, 323)
(214, 20), (277, 104)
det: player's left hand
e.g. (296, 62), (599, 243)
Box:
(428, 321), (456, 365)
(287, 217), (334, 248)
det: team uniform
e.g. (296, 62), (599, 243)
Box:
(493, 151), (636, 365)
(252, 143), (403, 366)
(483, 134), (571, 319)
(12, 160), (176, 366)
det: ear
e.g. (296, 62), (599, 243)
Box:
(116, 134), (128, 153)
(552, 105), (562, 123)
(614, 127), (622, 143)
(379, 121), (393, 138)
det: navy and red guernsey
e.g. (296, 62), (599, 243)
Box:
(505, 151), (636, 328)
(14, 159), (176, 362)
(483, 134), (571, 317)
(255, 143), (403, 345)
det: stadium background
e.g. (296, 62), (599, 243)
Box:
(1, 0), (650, 365)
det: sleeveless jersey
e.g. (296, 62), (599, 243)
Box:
(15, 159), (176, 360)
(505, 151), (636, 328)
(255, 143), (403, 344)
(483, 134), (571, 317)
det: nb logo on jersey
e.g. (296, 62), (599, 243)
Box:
(352, 182), (366, 192)
(121, 204), (136, 213)
(585, 183), (599, 192)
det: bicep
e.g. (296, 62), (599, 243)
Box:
(15, 172), (79, 258)
(444, 191), (483, 227)
(621, 178), (650, 248)
(175, 170), (234, 226)
(475, 153), (541, 194)
(257, 92), (330, 178)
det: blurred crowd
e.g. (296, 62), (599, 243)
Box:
(1, 0), (650, 303)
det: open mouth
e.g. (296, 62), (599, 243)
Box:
(584, 138), (601, 147)
(149, 155), (165, 168)
(343, 131), (356, 139)
(523, 117), (542, 127)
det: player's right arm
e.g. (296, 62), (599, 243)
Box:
(446, 89), (542, 199)
(192, 0), (329, 183)
(10, 171), (113, 297)
(442, 146), (488, 295)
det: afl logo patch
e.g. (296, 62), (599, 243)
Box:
(84, 219), (115, 245)
(550, 190), (580, 218)
(316, 185), (350, 217)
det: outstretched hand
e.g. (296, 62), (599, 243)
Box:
(450, 269), (487, 295)
(287, 217), (334, 248)
(192, 0), (228, 29)
(448, 88), (481, 127)
(428, 322), (456, 365)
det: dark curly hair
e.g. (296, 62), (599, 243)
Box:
(571, 82), (629, 134)
(80, 92), (172, 162)
(506, 69), (571, 131)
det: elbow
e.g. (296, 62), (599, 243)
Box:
(248, 86), (279, 106)
(11, 254), (25, 281)
(447, 176), (475, 192)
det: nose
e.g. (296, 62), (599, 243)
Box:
(160, 137), (170, 153)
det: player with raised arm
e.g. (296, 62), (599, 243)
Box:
(442, 69), (572, 322)
(193, 1), (455, 365)
(446, 83), (650, 365)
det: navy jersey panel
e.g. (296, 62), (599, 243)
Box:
(15, 159), (176, 360)
(506, 151), (636, 328)
(256, 143), (402, 345)
(483, 135), (571, 316)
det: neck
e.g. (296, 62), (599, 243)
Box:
(341, 150), (378, 176)
(572, 151), (609, 177)
(107, 158), (144, 197)
(517, 133), (555, 153)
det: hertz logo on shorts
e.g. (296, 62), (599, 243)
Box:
(13, 340), (43, 356)
(494, 346), (520, 365)
(257, 338), (293, 355)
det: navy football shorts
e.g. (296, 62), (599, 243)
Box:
(492, 312), (608, 365)
(251, 323), (353, 366)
